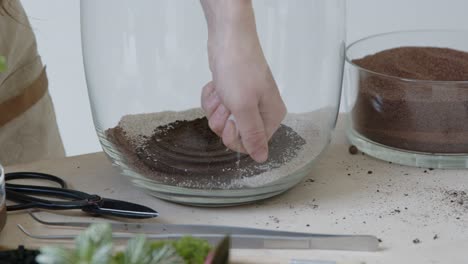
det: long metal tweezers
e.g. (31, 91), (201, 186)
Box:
(20, 212), (379, 252)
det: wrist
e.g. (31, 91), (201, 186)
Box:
(223, 0), (254, 23)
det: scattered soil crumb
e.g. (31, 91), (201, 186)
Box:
(378, 238), (383, 243)
(368, 171), (373, 174)
(269, 216), (280, 224)
(444, 190), (468, 211)
(413, 238), (421, 244)
(433, 234), (439, 240)
(349, 145), (358, 155)
(391, 209), (401, 215)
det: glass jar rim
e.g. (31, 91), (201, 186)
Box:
(345, 29), (468, 85)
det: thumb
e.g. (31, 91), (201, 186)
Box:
(232, 104), (269, 163)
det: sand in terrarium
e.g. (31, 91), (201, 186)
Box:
(106, 108), (326, 189)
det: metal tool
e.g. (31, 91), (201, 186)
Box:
(20, 212), (379, 252)
(5, 172), (158, 219)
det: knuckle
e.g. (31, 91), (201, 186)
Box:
(230, 99), (257, 113)
(242, 129), (266, 149)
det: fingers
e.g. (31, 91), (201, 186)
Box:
(260, 92), (287, 140)
(202, 82), (231, 137)
(221, 116), (247, 153)
(201, 82), (284, 164)
(208, 104), (230, 136)
(231, 103), (269, 163)
(201, 82), (221, 119)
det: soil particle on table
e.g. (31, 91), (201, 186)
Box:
(413, 238), (421, 244)
(269, 216), (280, 224)
(348, 145), (359, 155)
(445, 190), (468, 211)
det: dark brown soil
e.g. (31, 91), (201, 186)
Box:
(352, 47), (468, 153)
(106, 117), (306, 189)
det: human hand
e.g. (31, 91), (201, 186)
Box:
(200, 0), (287, 163)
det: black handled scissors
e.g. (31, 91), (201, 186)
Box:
(5, 172), (159, 219)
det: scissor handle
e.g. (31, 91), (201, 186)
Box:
(5, 172), (100, 211)
(6, 190), (92, 211)
(4, 172), (159, 219)
(5, 172), (67, 188)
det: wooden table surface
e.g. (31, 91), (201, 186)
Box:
(2, 118), (468, 264)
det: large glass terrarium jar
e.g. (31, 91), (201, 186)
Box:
(81, 0), (346, 206)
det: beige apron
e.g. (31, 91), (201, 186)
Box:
(0, 0), (65, 166)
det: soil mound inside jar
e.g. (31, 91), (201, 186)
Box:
(106, 115), (306, 189)
(352, 47), (468, 153)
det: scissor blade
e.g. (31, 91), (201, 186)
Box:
(89, 198), (159, 219)
(18, 224), (378, 251)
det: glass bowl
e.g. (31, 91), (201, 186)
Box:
(345, 30), (468, 169)
(81, 0), (346, 206)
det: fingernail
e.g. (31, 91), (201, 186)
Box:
(228, 114), (236, 123)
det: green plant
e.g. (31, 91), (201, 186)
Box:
(35, 223), (215, 264)
(0, 56), (6, 72)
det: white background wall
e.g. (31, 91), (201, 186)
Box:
(20, 0), (468, 156)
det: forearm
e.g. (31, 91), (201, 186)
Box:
(200, 0), (262, 71)
(200, 0), (254, 25)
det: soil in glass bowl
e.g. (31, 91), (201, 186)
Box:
(352, 47), (468, 153)
(105, 109), (320, 190)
